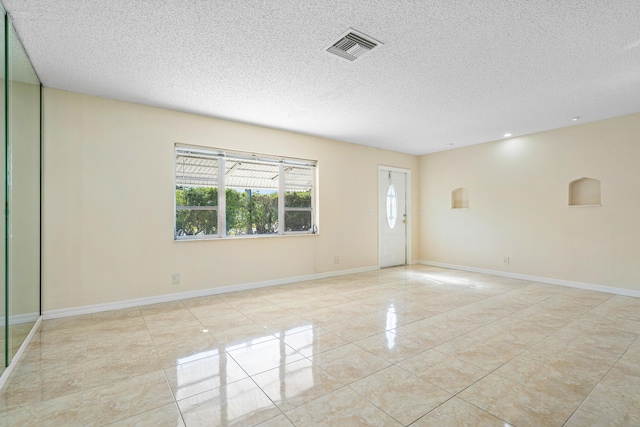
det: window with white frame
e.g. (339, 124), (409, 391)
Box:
(175, 145), (316, 239)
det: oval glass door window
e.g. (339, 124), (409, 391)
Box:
(386, 184), (398, 229)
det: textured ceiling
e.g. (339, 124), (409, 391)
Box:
(2, 0), (639, 155)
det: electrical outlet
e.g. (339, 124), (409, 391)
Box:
(334, 256), (339, 264)
(503, 257), (510, 265)
(368, 208), (374, 216)
(172, 273), (181, 284)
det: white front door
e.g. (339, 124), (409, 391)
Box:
(379, 168), (407, 268)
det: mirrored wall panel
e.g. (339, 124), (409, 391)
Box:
(0, 4), (5, 377)
(6, 18), (41, 366)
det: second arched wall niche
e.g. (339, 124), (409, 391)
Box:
(569, 177), (601, 207)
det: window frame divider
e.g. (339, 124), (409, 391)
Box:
(278, 162), (285, 235)
(217, 156), (226, 237)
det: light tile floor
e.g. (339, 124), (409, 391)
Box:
(1, 265), (640, 426)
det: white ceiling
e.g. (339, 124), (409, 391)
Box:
(3, 0), (639, 155)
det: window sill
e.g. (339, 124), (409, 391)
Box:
(174, 232), (318, 242)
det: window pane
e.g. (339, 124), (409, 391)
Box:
(176, 151), (218, 188)
(224, 188), (247, 235)
(176, 186), (217, 207)
(176, 209), (217, 236)
(285, 190), (311, 208)
(285, 166), (313, 207)
(175, 150), (219, 238)
(225, 159), (279, 235)
(285, 211), (311, 232)
(225, 158), (279, 190)
(386, 184), (397, 229)
(247, 191), (278, 235)
(226, 189), (279, 235)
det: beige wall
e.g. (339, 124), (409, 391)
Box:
(42, 88), (420, 311)
(419, 113), (640, 292)
(43, 87), (639, 312)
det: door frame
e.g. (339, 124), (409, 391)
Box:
(378, 165), (412, 268)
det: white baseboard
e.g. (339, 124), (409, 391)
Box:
(43, 265), (379, 320)
(418, 260), (640, 298)
(0, 312), (40, 325)
(0, 316), (42, 391)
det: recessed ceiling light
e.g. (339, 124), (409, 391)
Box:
(503, 133), (512, 138)
(448, 143), (454, 147)
(572, 116), (581, 121)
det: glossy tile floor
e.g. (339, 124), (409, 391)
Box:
(1, 265), (640, 426)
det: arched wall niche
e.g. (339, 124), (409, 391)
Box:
(569, 177), (601, 207)
(451, 187), (469, 209)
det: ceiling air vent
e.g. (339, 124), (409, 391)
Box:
(326, 29), (381, 61)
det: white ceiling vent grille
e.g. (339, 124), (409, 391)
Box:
(326, 29), (381, 61)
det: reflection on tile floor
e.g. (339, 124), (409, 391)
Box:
(1, 265), (639, 426)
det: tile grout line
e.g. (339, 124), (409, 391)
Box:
(561, 334), (640, 426)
